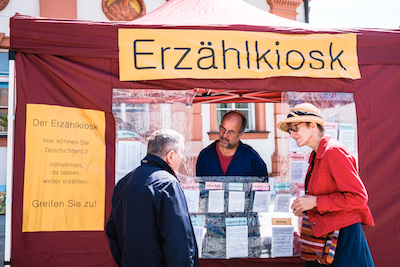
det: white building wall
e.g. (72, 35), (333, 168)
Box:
(77, 0), (108, 21)
(0, 0), (40, 36)
(201, 103), (212, 148)
(296, 3), (307, 23)
(243, 0), (270, 12)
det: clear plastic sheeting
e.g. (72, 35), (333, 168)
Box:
(275, 92), (357, 258)
(112, 89), (195, 183)
(182, 176), (300, 259)
(278, 92), (358, 179)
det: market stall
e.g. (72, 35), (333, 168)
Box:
(7, 0), (400, 266)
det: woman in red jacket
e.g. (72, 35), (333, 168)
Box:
(277, 103), (374, 266)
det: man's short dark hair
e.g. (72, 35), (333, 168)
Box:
(147, 129), (184, 158)
(222, 110), (247, 133)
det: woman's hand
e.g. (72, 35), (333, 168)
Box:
(291, 195), (317, 216)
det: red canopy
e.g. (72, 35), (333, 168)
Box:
(8, 0), (400, 266)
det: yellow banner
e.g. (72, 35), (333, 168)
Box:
(23, 104), (106, 232)
(119, 29), (361, 81)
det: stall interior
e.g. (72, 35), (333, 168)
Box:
(112, 89), (357, 259)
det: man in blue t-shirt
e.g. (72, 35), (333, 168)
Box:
(196, 110), (268, 179)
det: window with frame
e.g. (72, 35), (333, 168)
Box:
(112, 103), (150, 135)
(208, 102), (269, 140)
(216, 103), (255, 131)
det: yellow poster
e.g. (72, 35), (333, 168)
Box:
(23, 104), (106, 232)
(119, 29), (361, 81)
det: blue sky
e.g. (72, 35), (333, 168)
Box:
(309, 0), (400, 29)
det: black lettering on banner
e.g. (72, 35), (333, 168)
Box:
(246, 41), (250, 69)
(222, 40), (241, 69)
(309, 50), (325, 69)
(128, 36), (352, 76)
(174, 47), (192, 70)
(275, 41), (281, 69)
(255, 41), (272, 70)
(133, 39), (156, 69)
(197, 42), (217, 70)
(286, 50), (305, 70)
(329, 42), (346, 70)
(160, 47), (171, 69)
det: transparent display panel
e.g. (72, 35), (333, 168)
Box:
(182, 176), (299, 259)
(112, 89), (195, 183)
(278, 92), (358, 184)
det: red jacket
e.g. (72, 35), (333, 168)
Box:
(306, 135), (374, 237)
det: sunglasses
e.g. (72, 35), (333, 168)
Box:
(287, 122), (303, 134)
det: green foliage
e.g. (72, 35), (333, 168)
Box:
(0, 115), (7, 131)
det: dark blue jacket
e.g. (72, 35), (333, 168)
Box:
(106, 154), (199, 267)
(196, 141), (268, 178)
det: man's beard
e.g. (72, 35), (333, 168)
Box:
(219, 137), (237, 149)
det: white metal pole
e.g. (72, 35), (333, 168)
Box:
(4, 51), (16, 266)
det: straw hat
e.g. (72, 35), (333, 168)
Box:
(277, 103), (325, 132)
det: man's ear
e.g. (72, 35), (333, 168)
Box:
(165, 150), (174, 165)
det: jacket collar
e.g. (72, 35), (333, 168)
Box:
(213, 140), (247, 158)
(141, 154), (176, 177)
(313, 134), (331, 160)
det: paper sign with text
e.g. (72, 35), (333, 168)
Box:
(205, 181), (223, 190)
(181, 183), (200, 190)
(272, 218), (292, 225)
(252, 182), (270, 191)
(23, 104), (106, 232)
(229, 182), (244, 191)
